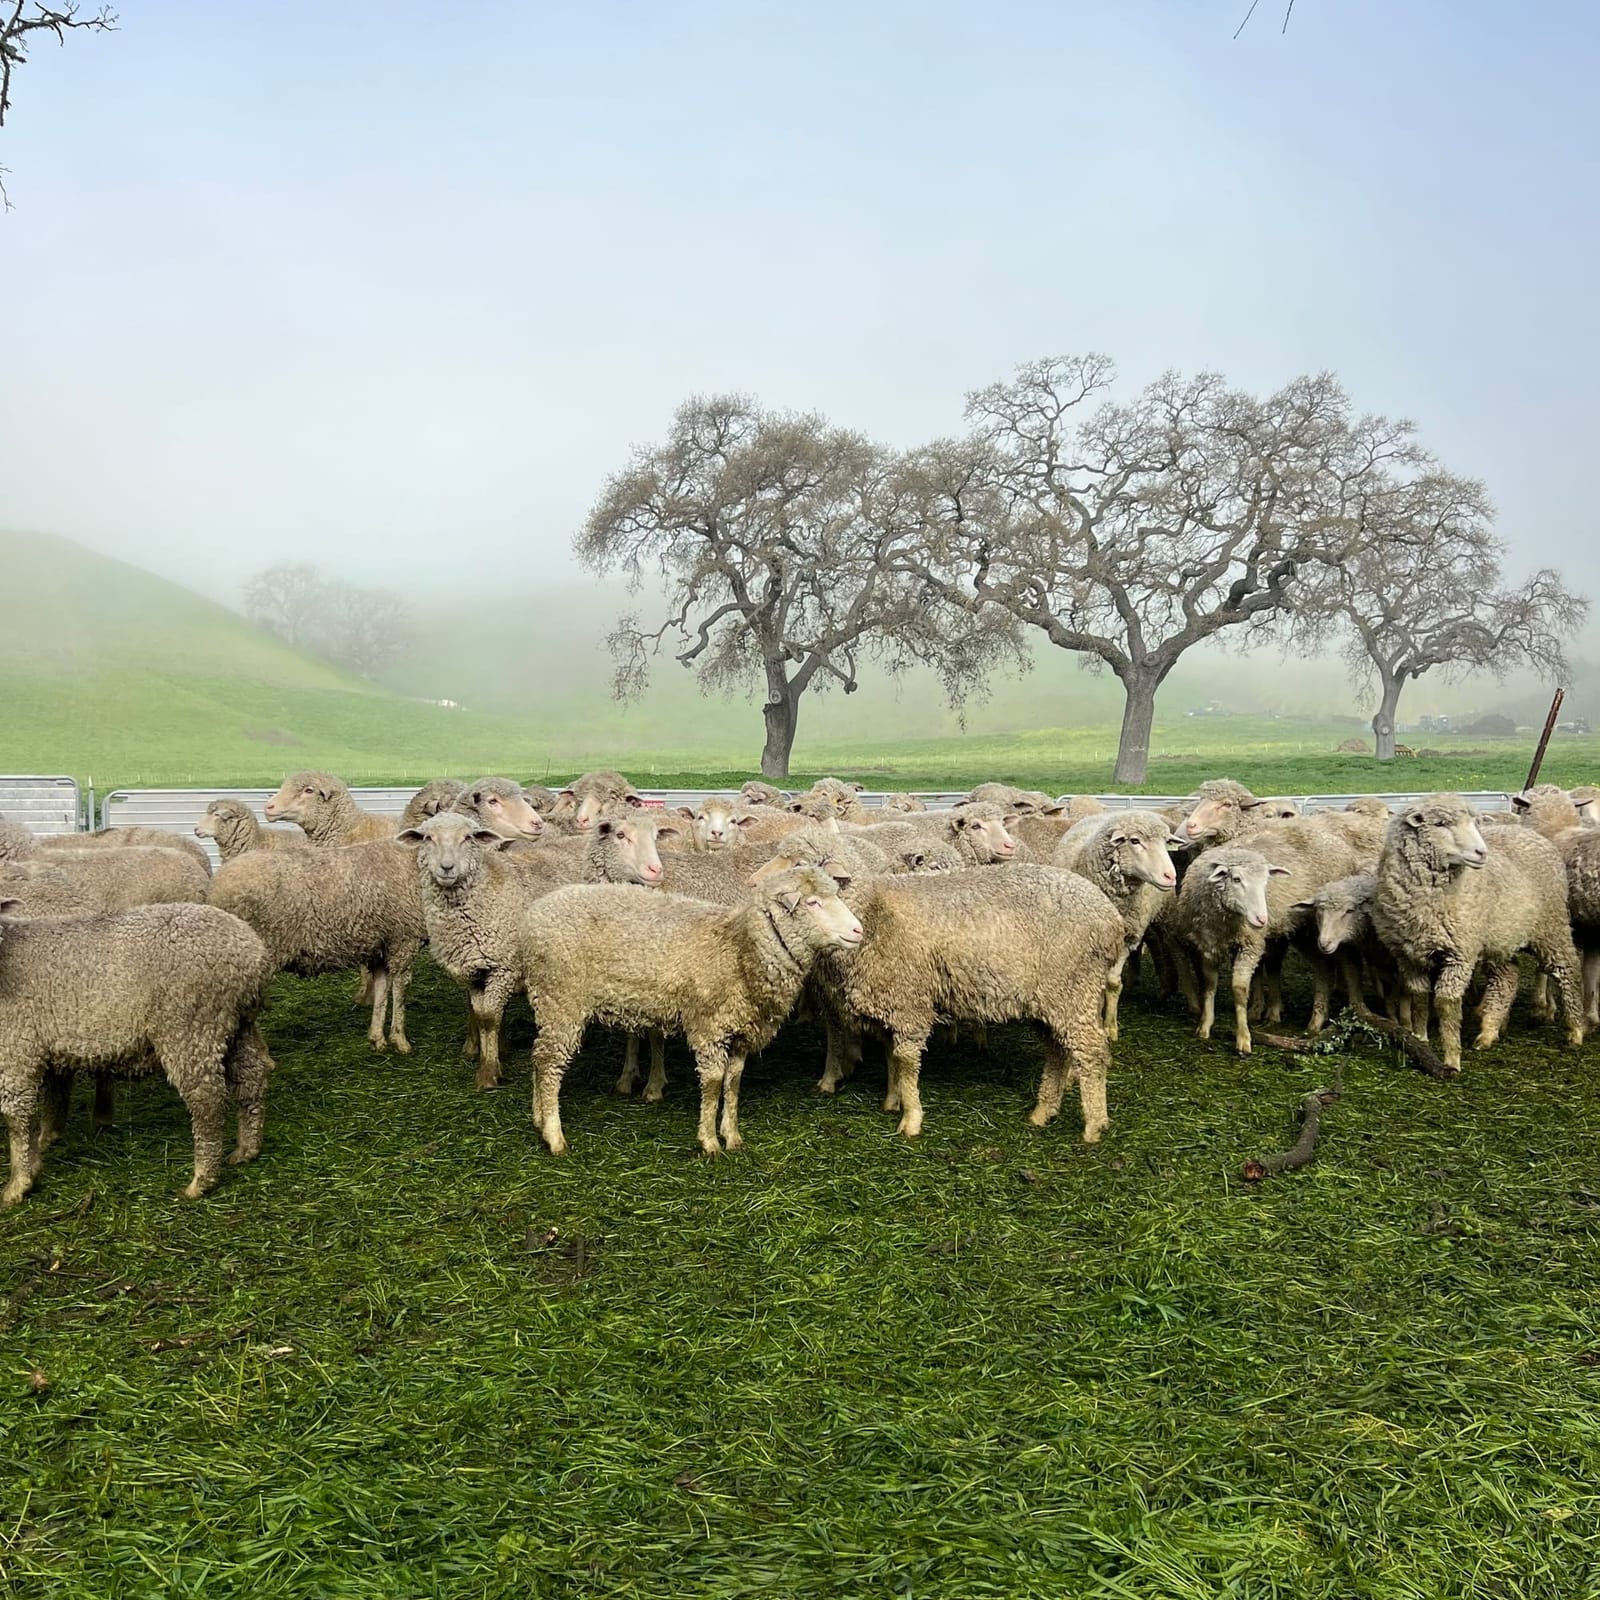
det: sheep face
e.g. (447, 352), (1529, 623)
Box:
(264, 770), (341, 824)
(688, 798), (739, 850)
(402, 813), (510, 890)
(949, 806), (1017, 863)
(560, 773), (642, 832)
(1254, 799), (1300, 821)
(455, 780), (543, 840)
(747, 826), (853, 886)
(760, 864), (864, 951)
(1401, 799), (1488, 870)
(195, 798), (247, 840)
(1110, 824), (1178, 890)
(1296, 880), (1373, 956)
(593, 813), (673, 884)
(1344, 797), (1390, 819)
(1183, 793), (1241, 842)
(1205, 855), (1290, 931)
(881, 793), (926, 814)
(1570, 786), (1600, 827)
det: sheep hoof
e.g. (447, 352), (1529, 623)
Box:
(473, 1067), (501, 1091)
(613, 1077), (635, 1097)
(1, 1182), (28, 1208)
(391, 1037), (412, 1056)
(368, 1038), (387, 1054)
(896, 1116), (923, 1138)
(815, 1078), (838, 1095)
(1473, 1032), (1498, 1050)
(698, 1139), (722, 1157)
(722, 1133), (744, 1152)
(1567, 1028), (1585, 1048)
(1026, 1106), (1051, 1127)
(1194, 1025), (1211, 1041)
(642, 1086), (664, 1105)
(1235, 1041), (1253, 1057)
(1082, 1121), (1107, 1144)
(542, 1136), (569, 1156)
(180, 1178), (213, 1200)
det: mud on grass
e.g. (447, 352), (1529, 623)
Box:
(2, 957), (1598, 1598)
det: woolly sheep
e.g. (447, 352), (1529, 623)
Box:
(40, 825), (212, 876)
(0, 861), (97, 918)
(0, 900), (275, 1207)
(451, 777), (545, 839)
(1343, 796), (1392, 819)
(1569, 785), (1600, 827)
(673, 797), (747, 852)
(195, 798), (310, 864)
(547, 771), (643, 833)
(739, 780), (789, 809)
(1559, 829), (1600, 1025)
(859, 802), (1019, 868)
(264, 771), (397, 845)
(797, 778), (868, 821)
(403, 809), (677, 1089)
(879, 792), (927, 814)
(810, 864), (1124, 1141)
(524, 784), (561, 815)
(399, 779), (467, 830)
(1293, 871), (1392, 1022)
(1051, 811), (1179, 1040)
(208, 838), (427, 1053)
(1369, 794), (1584, 1072)
(522, 865), (864, 1156)
(11, 839), (209, 912)
(1511, 785), (1581, 839)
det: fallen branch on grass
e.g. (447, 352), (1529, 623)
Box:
(1257, 1009), (1452, 1080)
(1242, 1064), (1343, 1181)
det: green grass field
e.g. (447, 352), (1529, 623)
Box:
(3, 957), (1597, 1597)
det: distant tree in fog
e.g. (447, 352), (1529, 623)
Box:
(578, 395), (1019, 779)
(244, 563), (414, 682)
(890, 357), (1403, 785)
(1300, 471), (1587, 760)
(0, 3), (117, 207)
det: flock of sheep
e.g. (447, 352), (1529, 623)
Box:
(2, 767), (1598, 1207)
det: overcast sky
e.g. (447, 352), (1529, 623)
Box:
(2, 0), (1595, 608)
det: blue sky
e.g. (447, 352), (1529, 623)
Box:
(2, 0), (1595, 607)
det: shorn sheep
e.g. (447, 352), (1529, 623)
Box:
(264, 771), (397, 845)
(1369, 794), (1584, 1073)
(0, 900), (275, 1207)
(811, 865), (1125, 1142)
(195, 798), (308, 863)
(209, 838), (427, 1053)
(522, 865), (864, 1156)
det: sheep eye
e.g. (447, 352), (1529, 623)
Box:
(805, 897), (822, 908)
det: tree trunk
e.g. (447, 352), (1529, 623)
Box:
(761, 681), (799, 779)
(1371, 674), (1405, 762)
(1113, 672), (1160, 786)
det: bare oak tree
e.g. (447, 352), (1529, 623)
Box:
(244, 562), (328, 652)
(0, 2), (116, 207)
(578, 395), (1015, 778)
(244, 563), (415, 681)
(1307, 472), (1587, 759)
(895, 357), (1408, 784)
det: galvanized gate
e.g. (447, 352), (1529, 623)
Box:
(0, 775), (86, 835)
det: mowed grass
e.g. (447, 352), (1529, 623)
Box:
(3, 954), (1599, 1598)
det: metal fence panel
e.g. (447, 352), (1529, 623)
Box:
(0, 775), (83, 836)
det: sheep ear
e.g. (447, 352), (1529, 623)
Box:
(1166, 835), (1190, 850)
(1404, 807), (1427, 829)
(829, 871), (852, 890)
(556, 788), (576, 802)
(469, 829), (503, 846)
(655, 823), (681, 841)
(596, 819), (616, 837)
(1042, 804), (1066, 817)
(624, 794), (644, 808)
(1291, 898), (1315, 911)
(734, 814), (760, 830)
(0, 897), (20, 914)
(1207, 862), (1231, 883)
(397, 827), (428, 845)
(1267, 865), (1292, 877)
(676, 806), (696, 819)
(1511, 794), (1531, 812)
(787, 800), (806, 813)
(777, 890), (802, 914)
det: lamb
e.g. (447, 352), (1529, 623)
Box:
(1368, 794), (1584, 1073)
(0, 900), (275, 1207)
(809, 865), (1124, 1142)
(546, 771), (643, 833)
(264, 771), (397, 845)
(208, 838), (427, 1053)
(451, 777), (545, 839)
(879, 792), (927, 814)
(522, 865), (864, 1156)
(1051, 811), (1179, 1040)
(40, 825), (212, 876)
(1343, 796), (1392, 819)
(403, 808), (676, 1089)
(1510, 785), (1582, 839)
(194, 798), (310, 864)
(1293, 872), (1392, 1021)
(399, 779), (467, 830)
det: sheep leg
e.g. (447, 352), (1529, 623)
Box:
(1533, 943), (1586, 1048)
(1195, 957), (1219, 1041)
(1432, 958), (1471, 1074)
(2, 1083), (43, 1208)
(1103, 950), (1129, 1043)
(717, 1051), (747, 1152)
(1263, 948), (1285, 1026)
(1065, 1013), (1111, 1144)
(643, 1031), (667, 1103)
(616, 1034), (643, 1097)
(386, 950), (417, 1055)
(1583, 947), (1600, 1030)
(818, 1011), (862, 1094)
(1307, 954), (1334, 1035)
(470, 971), (518, 1090)
(462, 986), (482, 1063)
(92, 1076), (115, 1133)
(531, 1019), (583, 1156)
(355, 969), (374, 1008)
(1529, 971), (1554, 1023)
(1231, 946), (1265, 1057)
(1171, 942), (1202, 1017)
(176, 1076), (229, 1201)
(39, 1069), (73, 1151)
(1474, 960), (1520, 1050)
(225, 1023), (272, 1165)
(693, 1043), (730, 1156)
(891, 1036), (929, 1139)
(1029, 1036), (1070, 1126)
(365, 965), (391, 1051)
(1339, 953), (1371, 1018)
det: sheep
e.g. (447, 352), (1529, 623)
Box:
(808, 864), (1124, 1141)
(546, 771), (643, 833)
(1568, 785), (1600, 827)
(208, 838), (426, 1053)
(1172, 845), (1296, 1054)
(0, 900), (275, 1207)
(797, 778), (868, 821)
(399, 779), (467, 830)
(879, 792), (927, 814)
(2, 832), (209, 912)
(194, 798), (309, 864)
(1293, 872), (1392, 1022)
(1511, 785), (1582, 839)
(1182, 780), (1384, 867)
(1560, 830), (1600, 1025)
(522, 865), (864, 1156)
(711, 805), (828, 847)
(1252, 798), (1301, 821)
(40, 825), (212, 876)
(1344, 796), (1392, 819)
(1058, 796), (1109, 824)
(1008, 807), (1078, 860)
(673, 796), (744, 852)
(739, 780), (789, 809)
(451, 777), (545, 840)
(966, 782), (1043, 812)
(0, 861), (97, 918)
(1368, 794), (1584, 1073)
(403, 808), (676, 1090)
(264, 771), (397, 845)
(1051, 811), (1179, 1040)
(524, 784), (561, 816)
(857, 802), (1019, 868)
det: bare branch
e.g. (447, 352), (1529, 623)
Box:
(0, 2), (116, 130)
